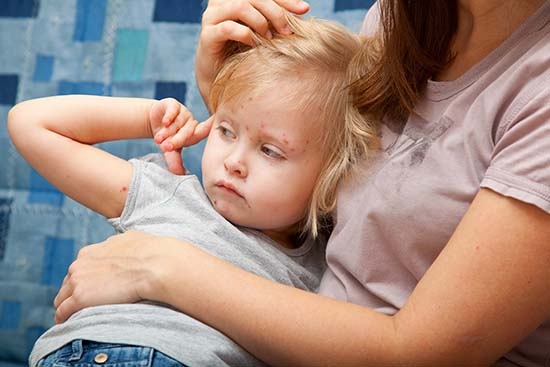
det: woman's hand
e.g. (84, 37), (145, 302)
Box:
(196, 0), (310, 108)
(53, 231), (183, 324)
(149, 98), (214, 174)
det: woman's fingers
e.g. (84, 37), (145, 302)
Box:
(203, 0), (310, 40)
(53, 275), (70, 309)
(203, 2), (270, 40)
(53, 249), (146, 323)
(55, 295), (76, 324)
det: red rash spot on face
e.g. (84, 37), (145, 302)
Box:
(120, 186), (128, 192)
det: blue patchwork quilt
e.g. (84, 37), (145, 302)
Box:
(0, 0), (372, 364)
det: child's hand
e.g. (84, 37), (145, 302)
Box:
(149, 98), (213, 175)
(150, 98), (198, 150)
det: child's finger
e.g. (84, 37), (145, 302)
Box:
(198, 115), (215, 136)
(164, 150), (186, 175)
(156, 114), (194, 145)
(167, 119), (199, 149)
(162, 99), (183, 126)
(186, 115), (215, 146)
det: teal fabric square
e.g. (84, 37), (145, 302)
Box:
(113, 29), (149, 82)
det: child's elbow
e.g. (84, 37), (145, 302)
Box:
(7, 104), (21, 139)
(7, 102), (30, 148)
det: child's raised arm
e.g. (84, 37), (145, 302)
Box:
(7, 95), (197, 218)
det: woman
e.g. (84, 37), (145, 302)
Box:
(53, 0), (550, 365)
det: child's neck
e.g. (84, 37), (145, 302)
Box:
(263, 227), (304, 249)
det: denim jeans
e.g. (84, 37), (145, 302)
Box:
(37, 340), (189, 367)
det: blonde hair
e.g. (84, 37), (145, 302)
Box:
(210, 14), (380, 237)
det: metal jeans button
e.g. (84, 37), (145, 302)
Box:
(94, 352), (109, 364)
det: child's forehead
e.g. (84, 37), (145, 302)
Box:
(220, 103), (321, 147)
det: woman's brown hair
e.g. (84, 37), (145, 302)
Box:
(352, 1), (458, 121)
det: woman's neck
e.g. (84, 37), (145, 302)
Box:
(436, 0), (544, 81)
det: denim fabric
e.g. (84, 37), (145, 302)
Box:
(36, 340), (188, 367)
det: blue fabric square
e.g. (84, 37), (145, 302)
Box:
(0, 301), (21, 330)
(28, 169), (64, 207)
(73, 0), (107, 42)
(58, 81), (110, 96)
(0, 198), (12, 261)
(0, 75), (18, 105)
(0, 0), (40, 18)
(33, 55), (55, 82)
(334, 0), (375, 11)
(26, 327), (47, 357)
(155, 82), (187, 104)
(41, 237), (75, 287)
(153, 0), (205, 24)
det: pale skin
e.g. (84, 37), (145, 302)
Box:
(15, 0), (550, 366)
(202, 84), (324, 247)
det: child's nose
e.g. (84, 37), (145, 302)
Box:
(224, 154), (247, 177)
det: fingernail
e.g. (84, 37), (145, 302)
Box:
(281, 25), (292, 35)
(265, 29), (273, 39)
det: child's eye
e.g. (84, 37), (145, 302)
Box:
(261, 145), (283, 159)
(217, 125), (235, 139)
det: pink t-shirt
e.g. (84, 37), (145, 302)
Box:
(319, 3), (550, 366)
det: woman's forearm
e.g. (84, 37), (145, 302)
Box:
(145, 238), (398, 366)
(143, 189), (550, 366)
